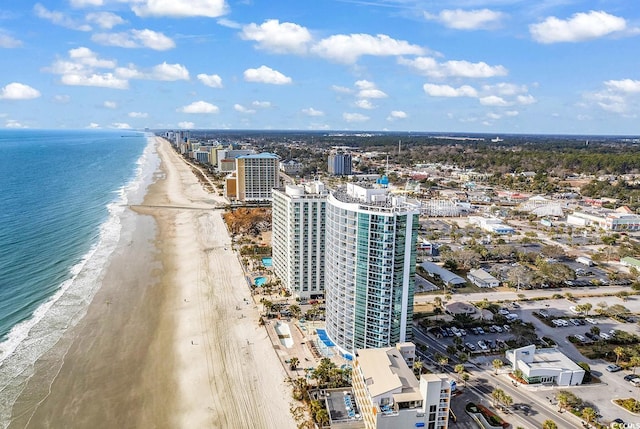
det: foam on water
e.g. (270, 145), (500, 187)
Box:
(0, 135), (159, 427)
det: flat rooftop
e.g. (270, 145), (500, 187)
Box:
(527, 348), (583, 372)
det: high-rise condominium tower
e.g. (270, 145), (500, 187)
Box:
(271, 182), (327, 300)
(324, 183), (420, 357)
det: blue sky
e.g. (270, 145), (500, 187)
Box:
(0, 0), (638, 134)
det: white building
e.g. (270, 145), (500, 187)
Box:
(352, 343), (451, 429)
(467, 268), (500, 288)
(325, 183), (420, 357)
(467, 216), (514, 234)
(567, 210), (640, 231)
(271, 182), (327, 300)
(506, 345), (584, 386)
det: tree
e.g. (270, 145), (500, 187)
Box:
(454, 364), (465, 382)
(491, 388), (505, 406)
(289, 357), (299, 371)
(413, 359), (424, 378)
(581, 407), (597, 425)
(502, 394), (513, 408)
(542, 420), (558, 429)
(590, 326), (601, 336)
(630, 355), (640, 374)
(288, 304), (302, 319)
(614, 346), (626, 365)
(492, 359), (504, 374)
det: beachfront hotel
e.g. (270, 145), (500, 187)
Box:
(234, 153), (280, 202)
(352, 343), (451, 429)
(271, 182), (327, 300)
(324, 182), (420, 357)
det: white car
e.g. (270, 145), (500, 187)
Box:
(585, 318), (598, 324)
(574, 334), (586, 342)
(599, 332), (611, 340)
(477, 341), (488, 350)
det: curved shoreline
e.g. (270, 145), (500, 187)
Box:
(6, 136), (295, 429)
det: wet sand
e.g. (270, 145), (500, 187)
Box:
(7, 137), (295, 429)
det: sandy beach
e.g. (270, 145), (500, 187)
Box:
(7, 137), (295, 428)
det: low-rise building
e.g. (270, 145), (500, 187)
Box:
(506, 345), (584, 386)
(467, 269), (499, 288)
(352, 343), (451, 429)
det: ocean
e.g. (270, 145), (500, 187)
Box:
(0, 130), (156, 424)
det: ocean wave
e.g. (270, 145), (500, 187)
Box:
(0, 135), (158, 427)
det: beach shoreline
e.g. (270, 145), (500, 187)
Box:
(7, 136), (295, 428)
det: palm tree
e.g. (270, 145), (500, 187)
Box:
(437, 354), (449, 371)
(630, 355), (640, 375)
(581, 407), (597, 426)
(461, 372), (470, 387)
(454, 364), (465, 382)
(614, 346), (626, 365)
(542, 420), (558, 429)
(288, 304), (302, 319)
(289, 357), (299, 371)
(413, 359), (424, 378)
(502, 394), (513, 409)
(492, 359), (504, 374)
(491, 388), (504, 406)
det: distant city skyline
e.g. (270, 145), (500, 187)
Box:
(0, 1), (639, 135)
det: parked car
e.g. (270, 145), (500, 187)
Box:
(585, 332), (597, 340)
(445, 328), (454, 337)
(470, 327), (479, 335)
(477, 341), (488, 350)
(488, 325), (497, 333)
(630, 378), (640, 387)
(494, 325), (503, 333)
(569, 319), (581, 326)
(459, 328), (467, 336)
(477, 327), (486, 335)
(498, 308), (510, 315)
(600, 332), (611, 340)
(624, 374), (637, 382)
(606, 364), (622, 372)
(574, 334), (586, 342)
(502, 325), (511, 332)
(585, 318), (597, 324)
(465, 342), (476, 351)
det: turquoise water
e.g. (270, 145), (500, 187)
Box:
(0, 130), (153, 380)
(255, 277), (267, 286)
(261, 257), (272, 267)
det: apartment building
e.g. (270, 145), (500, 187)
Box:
(234, 153), (279, 202)
(328, 152), (352, 176)
(271, 182), (327, 300)
(352, 343), (451, 429)
(324, 183), (420, 357)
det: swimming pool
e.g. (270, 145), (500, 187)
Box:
(262, 257), (272, 267)
(254, 276), (267, 286)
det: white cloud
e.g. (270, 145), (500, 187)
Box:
(343, 112), (370, 122)
(387, 110), (407, 120)
(252, 101), (271, 108)
(486, 112), (502, 120)
(482, 83), (528, 96)
(302, 107), (324, 116)
(34, 3), (91, 31)
(0, 33), (22, 48)
(103, 101), (117, 109)
(197, 73), (223, 88)
(423, 83), (478, 97)
(179, 101), (219, 113)
(92, 29), (175, 50)
(241, 19), (311, 54)
(399, 57), (507, 78)
(530, 10), (626, 44)
(5, 119), (28, 128)
(53, 94), (70, 103)
(355, 80), (388, 99)
(479, 95), (510, 106)
(62, 73), (128, 89)
(69, 47), (116, 68)
(516, 94), (537, 105)
(178, 121), (194, 129)
(128, 111), (148, 118)
(311, 34), (424, 64)
(425, 9), (504, 30)
(0, 82), (41, 100)
(71, 0), (103, 6)
(505, 110), (519, 117)
(243, 66), (292, 85)
(234, 104), (256, 114)
(604, 79), (640, 93)
(111, 122), (131, 129)
(217, 18), (241, 29)
(87, 122), (101, 129)
(332, 85), (353, 94)
(132, 0), (228, 18)
(85, 12), (125, 29)
(150, 62), (189, 80)
(355, 99), (375, 109)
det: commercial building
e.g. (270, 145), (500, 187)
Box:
(567, 210), (640, 231)
(352, 343), (451, 429)
(467, 268), (499, 288)
(506, 345), (584, 386)
(324, 182), (420, 357)
(468, 216), (515, 234)
(234, 153), (279, 202)
(328, 152), (352, 176)
(271, 182), (327, 300)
